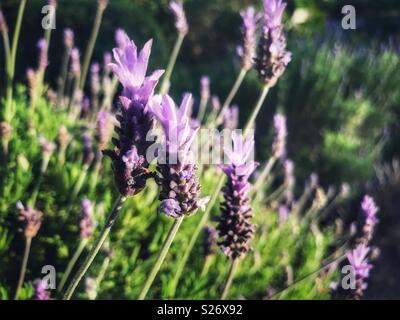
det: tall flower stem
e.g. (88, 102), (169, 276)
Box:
(159, 32), (185, 95)
(214, 68), (247, 125)
(58, 239), (88, 293)
(200, 255), (213, 278)
(29, 154), (51, 208)
(96, 256), (110, 287)
(252, 156), (276, 194)
(14, 236), (32, 300)
(79, 4), (106, 91)
(63, 195), (125, 300)
(169, 85), (271, 297)
(57, 48), (71, 107)
(220, 258), (239, 300)
(138, 216), (184, 300)
(5, 0), (27, 122)
(244, 85), (270, 134)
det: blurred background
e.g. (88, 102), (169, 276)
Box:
(1, 0), (399, 298)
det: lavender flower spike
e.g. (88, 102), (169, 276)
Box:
(237, 7), (258, 71)
(257, 0), (291, 87)
(272, 113), (287, 159)
(151, 94), (208, 218)
(16, 202), (43, 239)
(37, 38), (48, 71)
(360, 195), (379, 243)
(70, 48), (81, 77)
(169, 1), (189, 35)
(63, 28), (74, 49)
(0, 10), (8, 33)
(346, 243), (373, 299)
(33, 279), (50, 300)
(80, 199), (95, 239)
(104, 35), (164, 197)
(217, 132), (258, 260)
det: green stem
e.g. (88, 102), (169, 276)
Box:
(63, 195), (125, 300)
(169, 175), (225, 297)
(96, 256), (110, 287)
(58, 239), (88, 293)
(65, 164), (89, 219)
(200, 255), (213, 278)
(214, 68), (247, 125)
(57, 48), (71, 107)
(159, 32), (185, 95)
(220, 259), (239, 300)
(251, 156), (277, 194)
(79, 5), (106, 91)
(244, 85), (270, 135)
(6, 0), (27, 118)
(29, 154), (50, 208)
(138, 216), (184, 300)
(14, 236), (32, 300)
(169, 85), (271, 297)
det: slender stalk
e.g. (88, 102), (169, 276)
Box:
(196, 96), (208, 123)
(220, 258), (240, 300)
(14, 237), (32, 300)
(138, 216), (184, 300)
(251, 156), (277, 194)
(200, 255), (213, 278)
(169, 85), (271, 297)
(29, 154), (51, 208)
(214, 68), (247, 125)
(79, 4), (106, 91)
(63, 195), (125, 300)
(159, 32), (185, 95)
(57, 48), (71, 107)
(5, 0), (27, 120)
(267, 254), (347, 300)
(58, 239), (88, 293)
(1, 30), (11, 67)
(96, 256), (110, 287)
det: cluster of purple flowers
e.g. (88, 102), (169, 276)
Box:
(16, 202), (43, 239)
(80, 199), (95, 239)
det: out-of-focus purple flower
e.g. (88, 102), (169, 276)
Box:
(0, 10), (8, 33)
(108, 35), (164, 104)
(39, 135), (56, 157)
(115, 29), (128, 49)
(63, 28), (74, 49)
(360, 195), (379, 243)
(81, 96), (90, 115)
(202, 226), (218, 257)
(83, 132), (95, 166)
(33, 279), (50, 300)
(103, 35), (162, 197)
(152, 94), (208, 218)
(95, 111), (113, 151)
(85, 277), (97, 300)
(283, 159), (295, 204)
(57, 125), (70, 149)
(97, 0), (108, 10)
(307, 173), (319, 190)
(217, 132), (257, 260)
(200, 76), (210, 103)
(16, 202), (43, 239)
(211, 95), (221, 113)
(91, 63), (101, 96)
(223, 105), (239, 130)
(257, 0), (291, 86)
(70, 48), (81, 77)
(103, 52), (112, 74)
(237, 7), (258, 71)
(80, 199), (95, 239)
(37, 38), (48, 71)
(272, 113), (287, 159)
(169, 1), (189, 35)
(278, 204), (289, 226)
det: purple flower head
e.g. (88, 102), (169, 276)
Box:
(58, 125), (70, 148)
(115, 29), (128, 49)
(200, 76), (210, 103)
(272, 113), (287, 159)
(151, 94), (198, 166)
(91, 62), (101, 95)
(283, 159), (295, 204)
(109, 36), (164, 104)
(33, 279), (50, 300)
(237, 7), (258, 71)
(103, 35), (161, 197)
(82, 132), (95, 166)
(85, 277), (97, 300)
(97, 0), (108, 10)
(37, 38), (48, 71)
(152, 94), (207, 218)
(223, 105), (239, 130)
(38, 135), (56, 157)
(0, 10), (8, 33)
(95, 111), (113, 150)
(347, 243), (372, 280)
(16, 202), (43, 239)
(257, 0), (291, 86)
(218, 132), (257, 260)
(103, 52), (112, 74)
(63, 28), (74, 48)
(159, 198), (182, 218)
(80, 199), (95, 239)
(70, 48), (81, 77)
(202, 226), (218, 256)
(169, 1), (189, 35)
(278, 204), (289, 225)
(361, 195), (379, 227)
(81, 96), (90, 115)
